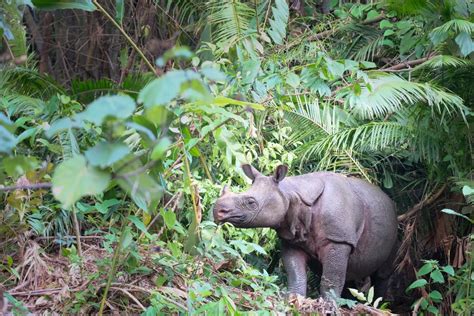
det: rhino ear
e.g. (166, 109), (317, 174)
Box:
(273, 165), (288, 183)
(242, 164), (261, 181)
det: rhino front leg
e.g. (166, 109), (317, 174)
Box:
(281, 244), (309, 296)
(319, 242), (352, 298)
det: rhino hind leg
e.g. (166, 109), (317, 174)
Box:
(319, 242), (352, 298)
(372, 243), (398, 298)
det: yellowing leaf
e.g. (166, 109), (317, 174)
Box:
(213, 96), (264, 110)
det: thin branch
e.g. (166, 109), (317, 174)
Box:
(71, 207), (83, 260)
(0, 183), (52, 192)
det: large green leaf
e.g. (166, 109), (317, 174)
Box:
(455, 32), (474, 57)
(406, 279), (427, 292)
(31, 0), (96, 11)
(76, 95), (136, 125)
(52, 155), (111, 209)
(85, 141), (130, 168)
(138, 70), (199, 108)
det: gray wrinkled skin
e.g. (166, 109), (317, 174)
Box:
(213, 164), (398, 298)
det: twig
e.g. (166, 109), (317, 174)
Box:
(2, 35), (15, 61)
(110, 283), (188, 311)
(397, 184), (447, 221)
(181, 141), (200, 227)
(0, 183), (52, 192)
(116, 160), (158, 179)
(92, 0), (155, 73)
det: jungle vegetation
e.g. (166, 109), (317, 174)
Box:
(0, 0), (472, 314)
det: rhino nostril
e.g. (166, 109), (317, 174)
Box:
(216, 208), (232, 221)
(218, 208), (231, 215)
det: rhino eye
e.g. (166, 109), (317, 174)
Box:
(246, 198), (258, 210)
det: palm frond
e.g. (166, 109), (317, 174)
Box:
(207, 0), (255, 51)
(414, 55), (469, 70)
(430, 19), (474, 44)
(70, 74), (154, 103)
(284, 97), (374, 181)
(0, 65), (64, 98)
(1, 93), (46, 117)
(338, 24), (384, 61)
(340, 73), (466, 119)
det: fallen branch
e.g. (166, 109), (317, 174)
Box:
(397, 184), (447, 221)
(0, 183), (52, 192)
(35, 235), (104, 240)
(382, 55), (436, 71)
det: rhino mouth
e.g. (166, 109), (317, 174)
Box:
(220, 214), (247, 224)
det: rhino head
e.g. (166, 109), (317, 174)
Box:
(213, 164), (289, 228)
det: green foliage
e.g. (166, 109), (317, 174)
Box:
(268, 0), (289, 45)
(52, 155), (111, 209)
(407, 260), (459, 314)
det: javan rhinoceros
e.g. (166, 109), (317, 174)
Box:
(213, 164), (398, 298)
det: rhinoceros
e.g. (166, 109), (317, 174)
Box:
(213, 164), (398, 298)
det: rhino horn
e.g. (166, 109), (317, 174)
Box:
(221, 185), (230, 195)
